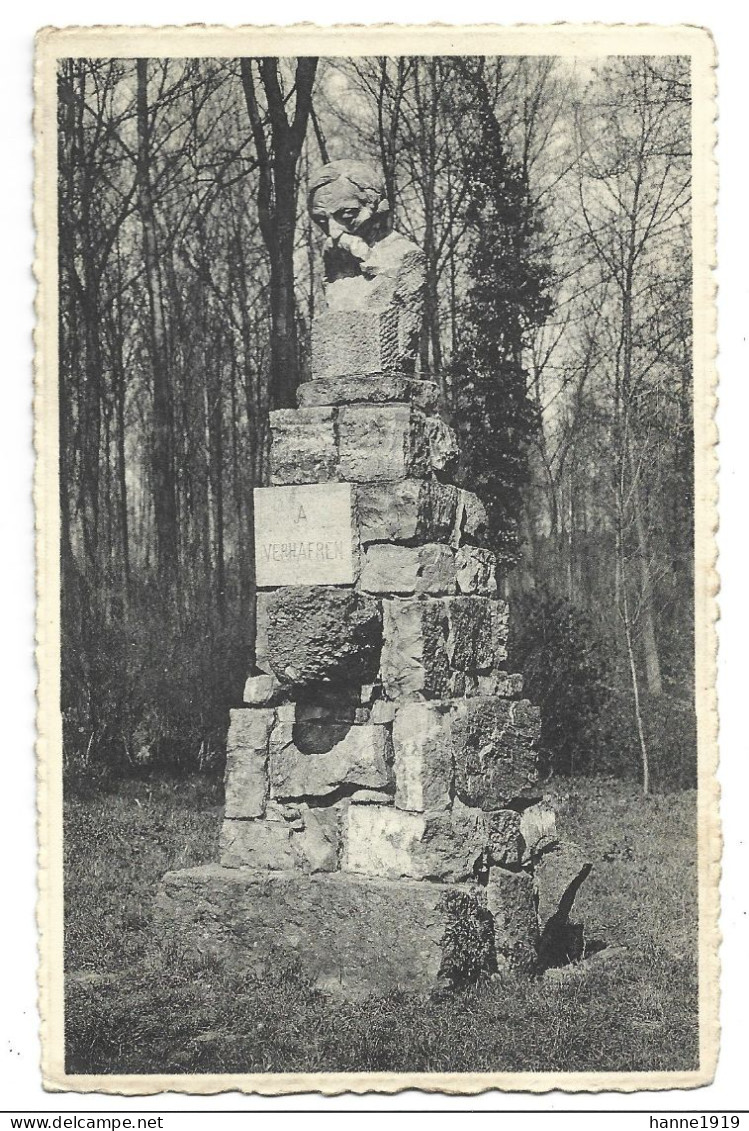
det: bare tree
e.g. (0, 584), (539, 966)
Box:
(240, 57), (318, 409)
(572, 56), (691, 788)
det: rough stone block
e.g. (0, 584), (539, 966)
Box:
(359, 544), (416, 595)
(312, 308), (402, 378)
(360, 543), (456, 596)
(220, 817), (295, 870)
(355, 480), (458, 545)
(242, 673), (282, 706)
(426, 415), (460, 473)
(224, 708), (274, 819)
(294, 804), (341, 873)
(155, 865), (494, 996)
(264, 799), (305, 829)
(489, 599), (511, 667)
(254, 590), (272, 674)
(446, 596), (496, 673)
(450, 697), (541, 808)
(478, 671), (524, 699)
(269, 719), (393, 800)
(486, 868), (539, 973)
(393, 700), (453, 812)
(484, 807), (525, 866)
(416, 544), (457, 595)
(452, 489), (489, 546)
(298, 375), (439, 413)
(520, 802), (557, 862)
(370, 699), (396, 724)
(418, 481), (461, 544)
(534, 840), (592, 932)
(535, 841), (592, 968)
(446, 798), (524, 869)
(349, 787), (394, 804)
(337, 404), (429, 483)
(380, 598), (450, 699)
(265, 586), (381, 687)
(449, 671), (480, 698)
(269, 407), (338, 485)
(455, 546), (498, 595)
(220, 804), (340, 874)
(344, 805), (490, 882)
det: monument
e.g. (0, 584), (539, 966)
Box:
(156, 160), (587, 994)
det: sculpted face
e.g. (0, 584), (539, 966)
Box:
(310, 179), (378, 243)
(308, 162), (391, 264)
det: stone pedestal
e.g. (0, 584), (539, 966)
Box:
(158, 312), (559, 993)
(155, 867), (512, 996)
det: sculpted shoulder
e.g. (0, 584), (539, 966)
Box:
(363, 231), (426, 278)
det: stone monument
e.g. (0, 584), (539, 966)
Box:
(157, 159), (587, 995)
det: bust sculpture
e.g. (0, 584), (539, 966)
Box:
(307, 160), (426, 370)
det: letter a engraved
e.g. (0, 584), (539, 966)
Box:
(255, 484), (354, 585)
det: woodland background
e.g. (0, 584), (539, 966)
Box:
(58, 54), (695, 792)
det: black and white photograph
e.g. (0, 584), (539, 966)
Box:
(33, 23), (718, 1094)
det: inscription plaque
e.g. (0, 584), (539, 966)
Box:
(254, 483), (355, 588)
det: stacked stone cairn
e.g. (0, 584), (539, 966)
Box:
(157, 159), (588, 995)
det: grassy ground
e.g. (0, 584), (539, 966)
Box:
(64, 774), (699, 1076)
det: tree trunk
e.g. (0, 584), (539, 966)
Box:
(629, 460), (664, 697)
(79, 271), (103, 580)
(626, 618), (651, 795)
(240, 57), (318, 411)
(136, 58), (178, 581)
(114, 363), (130, 595)
(618, 528), (651, 794)
(269, 189), (300, 408)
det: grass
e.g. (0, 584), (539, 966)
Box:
(63, 773), (699, 1075)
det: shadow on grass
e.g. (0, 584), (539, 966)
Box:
(63, 774), (699, 1076)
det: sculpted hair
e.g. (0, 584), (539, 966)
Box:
(307, 160), (391, 215)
